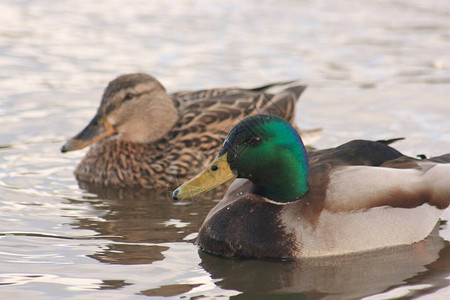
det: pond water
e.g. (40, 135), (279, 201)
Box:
(1, 0), (450, 299)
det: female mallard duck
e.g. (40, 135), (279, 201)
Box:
(173, 114), (450, 259)
(61, 73), (320, 188)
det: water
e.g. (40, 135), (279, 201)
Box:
(1, 0), (450, 299)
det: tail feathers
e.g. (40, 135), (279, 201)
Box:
(248, 81), (307, 102)
(376, 138), (405, 145)
(247, 80), (298, 92)
(284, 85), (307, 101)
(428, 153), (450, 163)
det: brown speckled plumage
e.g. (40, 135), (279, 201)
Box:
(64, 73), (312, 188)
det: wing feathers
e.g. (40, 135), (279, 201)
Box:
(325, 163), (450, 212)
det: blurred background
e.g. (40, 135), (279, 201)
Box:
(0, 0), (449, 299)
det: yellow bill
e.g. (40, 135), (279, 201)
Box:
(173, 153), (237, 201)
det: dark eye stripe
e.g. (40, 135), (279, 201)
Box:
(121, 90), (155, 102)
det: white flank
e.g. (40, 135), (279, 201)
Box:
(293, 204), (442, 257)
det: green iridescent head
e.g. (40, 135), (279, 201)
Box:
(173, 114), (309, 203)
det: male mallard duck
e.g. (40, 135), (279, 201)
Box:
(173, 114), (450, 259)
(61, 73), (320, 188)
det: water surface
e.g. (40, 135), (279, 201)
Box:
(1, 0), (450, 299)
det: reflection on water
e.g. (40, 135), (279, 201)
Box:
(89, 244), (168, 265)
(200, 225), (450, 299)
(69, 183), (225, 265)
(73, 183), (227, 240)
(139, 283), (202, 297)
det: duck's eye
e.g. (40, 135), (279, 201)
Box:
(123, 92), (135, 101)
(245, 136), (263, 146)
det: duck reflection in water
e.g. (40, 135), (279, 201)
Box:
(69, 182), (226, 265)
(199, 224), (450, 299)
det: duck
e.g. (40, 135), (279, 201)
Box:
(61, 73), (321, 188)
(173, 114), (450, 259)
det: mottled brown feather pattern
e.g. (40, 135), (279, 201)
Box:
(75, 83), (304, 188)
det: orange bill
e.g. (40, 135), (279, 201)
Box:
(61, 113), (117, 152)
